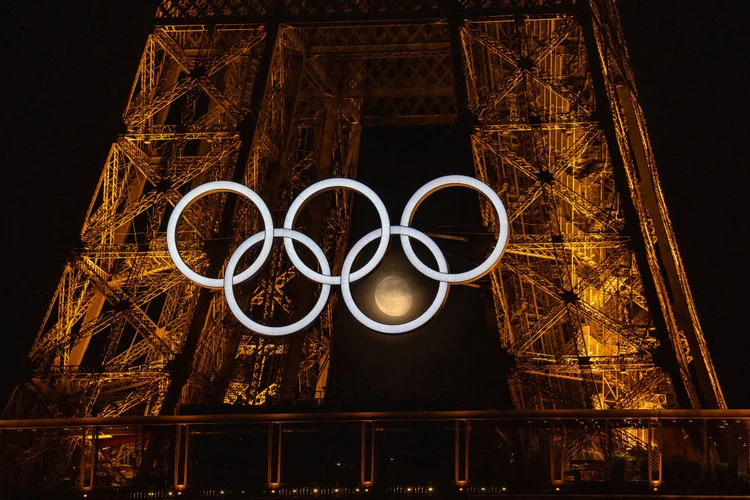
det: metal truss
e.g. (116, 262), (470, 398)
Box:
(584, 0), (725, 410)
(5, 0), (725, 487)
(464, 15), (666, 411)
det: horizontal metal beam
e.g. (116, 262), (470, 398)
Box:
(299, 86), (454, 99)
(362, 114), (456, 126)
(308, 42), (450, 55)
(154, 5), (576, 26)
(3, 408), (750, 430)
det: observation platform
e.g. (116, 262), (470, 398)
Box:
(1, 409), (749, 499)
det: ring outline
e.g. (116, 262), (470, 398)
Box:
(283, 179), (390, 285)
(224, 228), (332, 336)
(167, 181), (275, 290)
(399, 175), (509, 284)
(339, 226), (449, 335)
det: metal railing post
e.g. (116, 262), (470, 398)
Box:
(361, 421), (375, 488)
(79, 426), (97, 492)
(174, 424), (189, 492)
(648, 418), (662, 487)
(550, 420), (565, 485)
(455, 419), (470, 486)
(268, 422), (282, 488)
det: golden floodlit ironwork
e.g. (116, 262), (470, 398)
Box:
(3, 0), (727, 490)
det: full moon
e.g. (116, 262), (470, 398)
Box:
(375, 275), (413, 317)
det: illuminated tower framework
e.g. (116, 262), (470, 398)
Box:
(6, 0), (725, 483)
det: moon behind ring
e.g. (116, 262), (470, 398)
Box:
(375, 275), (413, 317)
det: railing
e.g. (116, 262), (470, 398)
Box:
(1, 409), (750, 498)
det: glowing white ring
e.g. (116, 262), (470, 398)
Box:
(167, 181), (274, 289)
(400, 175), (509, 284)
(224, 228), (332, 336)
(283, 179), (390, 285)
(340, 226), (449, 335)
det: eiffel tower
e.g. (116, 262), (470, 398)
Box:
(5, 0), (725, 485)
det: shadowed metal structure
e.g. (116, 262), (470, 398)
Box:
(3, 0), (726, 491)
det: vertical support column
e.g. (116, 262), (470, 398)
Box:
(576, 0), (703, 409)
(317, 97), (339, 178)
(161, 20), (281, 414)
(268, 423), (282, 488)
(455, 420), (470, 486)
(446, 0), (513, 409)
(280, 95), (340, 401)
(550, 420), (565, 485)
(138, 425), (146, 476)
(174, 424), (189, 492)
(79, 426), (97, 492)
(361, 421), (375, 488)
(728, 423), (740, 481)
(648, 418), (662, 487)
(0, 429), (5, 498)
(604, 419), (613, 481)
(702, 418), (711, 480)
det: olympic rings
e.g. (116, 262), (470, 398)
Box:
(166, 175), (508, 336)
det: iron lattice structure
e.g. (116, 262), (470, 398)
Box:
(5, 0), (725, 486)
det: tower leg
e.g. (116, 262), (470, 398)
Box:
(162, 21), (281, 414)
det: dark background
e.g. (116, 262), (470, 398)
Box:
(1, 1), (748, 408)
(326, 125), (508, 405)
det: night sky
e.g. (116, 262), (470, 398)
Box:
(2, 1), (748, 408)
